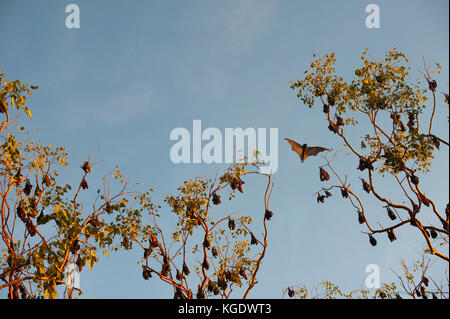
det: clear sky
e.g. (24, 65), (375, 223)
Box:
(0, 0), (448, 298)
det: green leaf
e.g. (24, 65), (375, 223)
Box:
(37, 213), (52, 225)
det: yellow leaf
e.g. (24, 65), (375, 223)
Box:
(24, 107), (32, 119)
(88, 257), (93, 271)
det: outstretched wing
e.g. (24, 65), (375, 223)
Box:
(305, 146), (330, 158)
(284, 138), (305, 160)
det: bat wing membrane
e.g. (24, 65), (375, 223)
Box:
(305, 146), (330, 157)
(285, 138), (304, 159)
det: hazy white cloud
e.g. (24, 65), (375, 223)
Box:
(101, 85), (153, 126)
(208, 0), (277, 51)
(60, 83), (154, 129)
(180, 0), (277, 54)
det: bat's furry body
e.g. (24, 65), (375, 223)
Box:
(284, 138), (329, 162)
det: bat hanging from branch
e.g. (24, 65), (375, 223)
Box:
(284, 138), (330, 162)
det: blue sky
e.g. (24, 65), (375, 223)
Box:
(0, 0), (448, 298)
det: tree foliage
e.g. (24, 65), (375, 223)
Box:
(286, 48), (449, 298)
(0, 73), (274, 299)
(284, 250), (448, 299)
(0, 73), (133, 298)
(1, 48), (448, 299)
(290, 48), (448, 261)
(117, 161), (274, 299)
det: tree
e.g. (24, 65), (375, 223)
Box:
(0, 73), (275, 300)
(283, 250), (448, 299)
(286, 48), (449, 297)
(392, 251), (449, 299)
(113, 160), (274, 299)
(0, 73), (133, 298)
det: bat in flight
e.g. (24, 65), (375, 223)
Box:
(285, 138), (330, 162)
